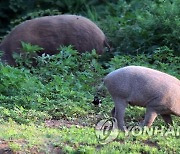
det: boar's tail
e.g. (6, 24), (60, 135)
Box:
(104, 37), (111, 52)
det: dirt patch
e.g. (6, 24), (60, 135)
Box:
(47, 146), (64, 154)
(143, 140), (160, 149)
(0, 140), (13, 154)
(45, 119), (85, 128)
(45, 113), (106, 129)
(0, 139), (64, 154)
(28, 146), (63, 154)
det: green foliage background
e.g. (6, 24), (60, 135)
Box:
(0, 0), (180, 153)
(0, 0), (180, 55)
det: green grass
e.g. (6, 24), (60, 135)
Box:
(0, 119), (179, 153)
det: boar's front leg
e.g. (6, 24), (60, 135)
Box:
(113, 98), (128, 131)
(143, 107), (158, 127)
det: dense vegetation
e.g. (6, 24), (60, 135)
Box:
(0, 0), (180, 153)
(1, 0), (180, 55)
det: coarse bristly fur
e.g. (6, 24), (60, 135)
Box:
(0, 15), (110, 66)
(104, 66), (180, 131)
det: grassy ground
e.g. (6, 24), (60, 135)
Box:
(0, 112), (180, 153)
(0, 47), (180, 153)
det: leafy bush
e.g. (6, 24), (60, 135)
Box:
(0, 0), (32, 37)
(101, 0), (180, 54)
(0, 43), (179, 124)
(106, 46), (180, 78)
(0, 45), (107, 122)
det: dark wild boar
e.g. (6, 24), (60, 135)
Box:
(0, 15), (109, 65)
(104, 66), (180, 130)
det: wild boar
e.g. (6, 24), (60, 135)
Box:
(0, 15), (109, 66)
(104, 66), (180, 130)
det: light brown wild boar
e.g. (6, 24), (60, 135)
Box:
(104, 66), (180, 131)
(0, 15), (109, 66)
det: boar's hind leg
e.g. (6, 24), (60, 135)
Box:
(111, 107), (115, 117)
(113, 98), (128, 131)
(161, 114), (173, 126)
(143, 107), (158, 127)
